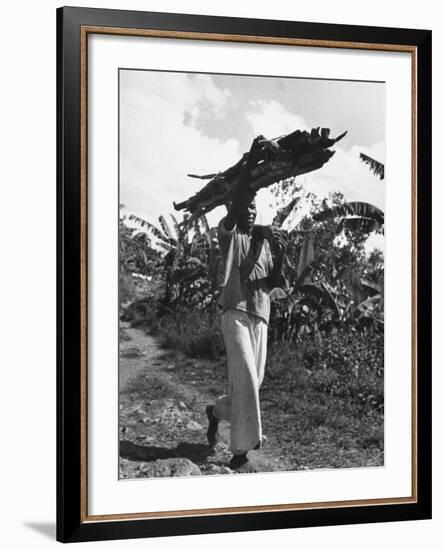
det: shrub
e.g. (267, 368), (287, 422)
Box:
(266, 327), (383, 412)
(119, 270), (136, 304)
(140, 301), (383, 413)
(148, 308), (225, 360)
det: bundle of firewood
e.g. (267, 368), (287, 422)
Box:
(173, 127), (346, 219)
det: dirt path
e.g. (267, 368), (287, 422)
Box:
(119, 324), (290, 478)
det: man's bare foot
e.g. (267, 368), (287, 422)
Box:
(229, 454), (258, 473)
(206, 405), (219, 447)
(229, 453), (249, 469)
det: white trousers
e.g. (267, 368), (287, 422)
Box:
(215, 309), (268, 454)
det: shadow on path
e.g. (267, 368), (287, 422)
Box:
(120, 440), (214, 465)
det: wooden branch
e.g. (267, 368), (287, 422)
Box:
(173, 128), (347, 218)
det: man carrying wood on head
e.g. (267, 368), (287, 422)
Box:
(206, 135), (287, 471)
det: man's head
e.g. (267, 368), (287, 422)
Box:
(237, 199), (257, 233)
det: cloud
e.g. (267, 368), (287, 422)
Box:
(293, 141), (386, 254)
(243, 100), (309, 225)
(246, 99), (309, 139)
(364, 232), (385, 255)
(302, 142), (386, 210)
(120, 71), (240, 224)
(183, 74), (235, 128)
(242, 99), (385, 225)
(120, 76), (385, 245)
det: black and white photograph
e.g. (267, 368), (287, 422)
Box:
(118, 68), (385, 478)
(1, 0), (436, 545)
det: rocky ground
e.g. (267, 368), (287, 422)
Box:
(119, 323), (383, 480)
(119, 323), (290, 479)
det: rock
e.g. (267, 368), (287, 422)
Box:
(232, 460), (259, 474)
(187, 420), (203, 431)
(135, 422), (148, 435)
(130, 402), (144, 414)
(120, 345), (146, 358)
(205, 464), (233, 475)
(138, 458), (201, 478)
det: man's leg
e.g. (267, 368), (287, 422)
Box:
(213, 392), (231, 423)
(207, 310), (266, 467)
(206, 404), (219, 447)
(206, 312), (232, 447)
(254, 316), (268, 389)
(227, 312), (268, 469)
(212, 309), (240, 425)
(251, 315), (268, 450)
(223, 309), (263, 455)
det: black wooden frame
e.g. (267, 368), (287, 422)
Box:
(57, 6), (432, 543)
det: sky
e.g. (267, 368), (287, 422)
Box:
(119, 69), (385, 249)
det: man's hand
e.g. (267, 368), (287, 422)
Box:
(235, 135), (265, 192)
(268, 229), (288, 289)
(245, 135), (266, 168)
(225, 135), (266, 230)
(272, 229), (288, 258)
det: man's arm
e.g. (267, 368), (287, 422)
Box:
(268, 231), (288, 289)
(223, 136), (264, 231)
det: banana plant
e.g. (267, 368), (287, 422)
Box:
(312, 201), (384, 234)
(269, 196), (384, 341)
(119, 213), (160, 276)
(128, 212), (223, 310)
(359, 153), (385, 180)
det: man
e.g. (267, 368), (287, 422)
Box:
(206, 136), (287, 471)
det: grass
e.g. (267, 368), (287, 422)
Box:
(139, 307), (384, 470)
(147, 309), (225, 360)
(259, 337), (384, 469)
